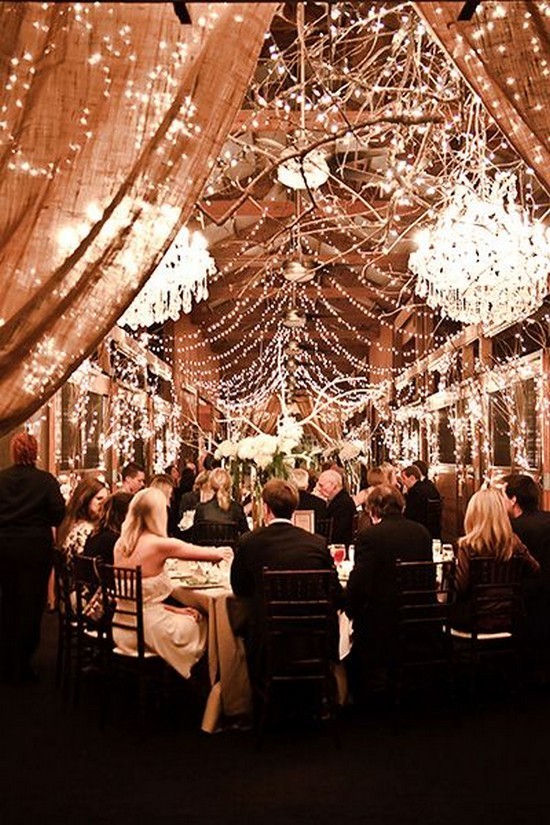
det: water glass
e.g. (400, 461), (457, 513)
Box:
(441, 543), (455, 562)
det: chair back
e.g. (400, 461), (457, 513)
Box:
(396, 559), (453, 627)
(193, 520), (240, 549)
(468, 555), (525, 636)
(98, 564), (146, 658)
(53, 547), (74, 622)
(72, 553), (99, 603)
(315, 517), (334, 544)
(260, 568), (338, 680)
(395, 559), (454, 677)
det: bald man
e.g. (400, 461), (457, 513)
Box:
(316, 469), (357, 546)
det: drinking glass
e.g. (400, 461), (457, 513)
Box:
(329, 544), (346, 565)
(441, 543), (455, 562)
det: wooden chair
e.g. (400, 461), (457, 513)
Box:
(450, 555), (526, 698)
(96, 564), (162, 722)
(193, 520), (240, 550)
(255, 568), (340, 748)
(315, 517), (334, 544)
(52, 548), (77, 691)
(394, 559), (455, 707)
(72, 554), (111, 704)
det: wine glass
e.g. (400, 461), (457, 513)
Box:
(329, 544), (346, 565)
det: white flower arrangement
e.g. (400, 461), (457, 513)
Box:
(213, 416), (304, 475)
(215, 439), (238, 459)
(337, 439), (366, 463)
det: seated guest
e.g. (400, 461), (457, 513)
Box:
(193, 467), (249, 539)
(120, 462), (146, 495)
(113, 488), (233, 678)
(150, 473), (180, 538)
(231, 478), (341, 677)
(346, 484), (432, 699)
(502, 473), (550, 572)
(316, 468), (357, 547)
(58, 477), (110, 563)
(178, 470), (212, 538)
(450, 487), (539, 634)
(84, 491), (132, 565)
(413, 459), (440, 500)
(380, 461), (401, 490)
(401, 464), (441, 538)
(502, 473), (550, 676)
(290, 467), (328, 531)
(353, 466), (385, 509)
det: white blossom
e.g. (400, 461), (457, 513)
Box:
(214, 439), (238, 459)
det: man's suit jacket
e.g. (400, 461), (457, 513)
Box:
(346, 514), (432, 664)
(511, 510), (550, 641)
(326, 488), (357, 546)
(512, 510), (550, 576)
(231, 520), (341, 676)
(297, 490), (328, 530)
(403, 480), (441, 536)
(231, 520), (334, 600)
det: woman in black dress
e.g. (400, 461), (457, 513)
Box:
(0, 432), (66, 683)
(83, 491), (132, 565)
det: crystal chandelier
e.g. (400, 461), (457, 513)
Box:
(119, 226), (216, 329)
(409, 172), (550, 332)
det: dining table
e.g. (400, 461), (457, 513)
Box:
(166, 558), (252, 733)
(166, 558), (352, 732)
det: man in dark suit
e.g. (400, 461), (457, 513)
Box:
(290, 467), (328, 532)
(231, 478), (340, 678)
(401, 464), (441, 539)
(316, 468), (357, 546)
(346, 484), (432, 700)
(503, 473), (550, 676)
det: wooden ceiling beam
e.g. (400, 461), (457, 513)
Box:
(209, 249), (412, 268)
(200, 197), (418, 221)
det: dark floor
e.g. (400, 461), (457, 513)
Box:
(2, 614), (550, 825)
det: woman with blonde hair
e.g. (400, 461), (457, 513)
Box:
(193, 467), (249, 539)
(113, 487), (233, 678)
(451, 487), (539, 632)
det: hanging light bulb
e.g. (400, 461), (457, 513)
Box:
(282, 307), (307, 329)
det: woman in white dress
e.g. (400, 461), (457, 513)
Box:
(113, 487), (233, 679)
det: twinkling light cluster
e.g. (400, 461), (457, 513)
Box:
(178, 0), (546, 439)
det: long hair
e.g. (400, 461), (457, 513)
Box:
(58, 477), (106, 546)
(117, 487), (167, 558)
(11, 432), (38, 466)
(94, 492), (132, 536)
(209, 467), (232, 512)
(459, 488), (517, 561)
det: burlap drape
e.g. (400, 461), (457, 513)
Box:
(0, 2), (276, 436)
(415, 1), (550, 195)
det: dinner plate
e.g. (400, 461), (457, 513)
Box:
(176, 577), (224, 589)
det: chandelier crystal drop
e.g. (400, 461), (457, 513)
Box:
(409, 173), (550, 332)
(119, 226), (216, 329)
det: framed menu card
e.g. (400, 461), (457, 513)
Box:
(291, 510), (315, 533)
